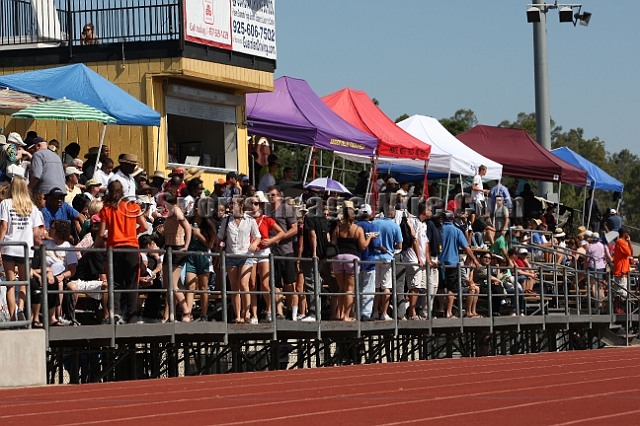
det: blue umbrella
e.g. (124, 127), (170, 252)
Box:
(304, 177), (351, 194)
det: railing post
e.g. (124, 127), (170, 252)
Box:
(166, 246), (175, 323)
(40, 244), (48, 346)
(107, 246), (115, 347)
(313, 256), (321, 340)
(23, 242), (31, 329)
(391, 257), (398, 337)
(354, 258), (361, 338)
(269, 253), (277, 340)
(66, 0), (73, 57)
(221, 251), (228, 344)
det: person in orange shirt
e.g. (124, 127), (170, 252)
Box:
(613, 228), (633, 314)
(95, 180), (148, 324)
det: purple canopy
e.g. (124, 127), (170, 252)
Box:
(246, 77), (378, 156)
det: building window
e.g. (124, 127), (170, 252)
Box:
(165, 85), (242, 172)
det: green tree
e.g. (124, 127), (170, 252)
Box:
(439, 109), (478, 135)
(498, 112), (562, 142)
(395, 113), (409, 123)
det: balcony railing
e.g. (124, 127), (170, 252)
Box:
(0, 0), (180, 49)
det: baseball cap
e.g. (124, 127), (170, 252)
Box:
(359, 204), (373, 216)
(27, 136), (47, 150)
(610, 209), (617, 215)
(517, 248), (529, 255)
(65, 166), (82, 177)
(396, 189), (408, 196)
(387, 177), (398, 185)
(241, 175), (250, 182)
(85, 178), (101, 187)
(46, 187), (66, 198)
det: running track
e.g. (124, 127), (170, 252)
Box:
(2, 347), (640, 425)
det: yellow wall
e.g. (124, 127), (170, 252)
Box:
(0, 58), (274, 189)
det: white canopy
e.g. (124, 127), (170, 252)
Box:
(396, 115), (503, 180)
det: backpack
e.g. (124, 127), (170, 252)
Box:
(399, 213), (415, 252)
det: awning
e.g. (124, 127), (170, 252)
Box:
(457, 125), (588, 186)
(246, 77), (378, 156)
(551, 146), (623, 192)
(0, 64), (160, 126)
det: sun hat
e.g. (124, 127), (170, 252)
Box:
(84, 147), (100, 158)
(151, 170), (166, 180)
(119, 153), (138, 165)
(255, 191), (269, 203)
(7, 132), (25, 146)
(85, 178), (101, 187)
(553, 228), (566, 238)
(576, 226), (587, 238)
(184, 166), (204, 182)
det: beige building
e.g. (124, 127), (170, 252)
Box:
(0, 0), (275, 188)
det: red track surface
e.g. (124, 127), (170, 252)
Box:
(2, 347), (640, 426)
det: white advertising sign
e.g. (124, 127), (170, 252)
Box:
(184, 0), (277, 60)
(184, 0), (233, 49)
(231, 0), (277, 59)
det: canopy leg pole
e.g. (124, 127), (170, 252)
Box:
(60, 121), (66, 159)
(155, 126), (161, 173)
(364, 157), (376, 205)
(445, 169), (451, 203)
(556, 182), (562, 225)
(329, 151), (336, 180)
(423, 160), (428, 200)
(94, 124), (108, 175)
(301, 146), (314, 184)
(581, 186), (587, 227)
(587, 187), (595, 231)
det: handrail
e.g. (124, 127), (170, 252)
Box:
(2, 241), (637, 347)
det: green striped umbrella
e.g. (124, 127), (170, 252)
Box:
(11, 97), (116, 155)
(12, 97), (116, 123)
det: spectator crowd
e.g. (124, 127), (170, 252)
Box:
(0, 133), (636, 326)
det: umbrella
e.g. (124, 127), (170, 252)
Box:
(304, 177), (351, 194)
(12, 97), (116, 170)
(0, 88), (44, 114)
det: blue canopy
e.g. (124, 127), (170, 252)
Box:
(0, 64), (160, 126)
(551, 147), (624, 192)
(377, 162), (451, 181)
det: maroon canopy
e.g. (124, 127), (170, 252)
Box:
(457, 125), (588, 186)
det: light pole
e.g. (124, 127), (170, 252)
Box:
(526, 1), (591, 197)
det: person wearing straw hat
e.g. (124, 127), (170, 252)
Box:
(108, 154), (138, 198)
(83, 178), (102, 201)
(184, 167), (204, 183)
(150, 170), (166, 194)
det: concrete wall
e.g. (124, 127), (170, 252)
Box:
(0, 329), (46, 388)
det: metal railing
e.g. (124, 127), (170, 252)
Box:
(2, 241), (638, 346)
(0, 0), (180, 48)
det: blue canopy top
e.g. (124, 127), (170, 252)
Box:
(0, 64), (160, 126)
(377, 162), (452, 181)
(551, 147), (624, 192)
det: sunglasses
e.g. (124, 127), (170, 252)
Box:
(251, 202), (260, 206)
(268, 193), (277, 197)
(84, 27), (92, 31)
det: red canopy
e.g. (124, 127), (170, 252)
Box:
(457, 125), (588, 186)
(322, 88), (430, 161)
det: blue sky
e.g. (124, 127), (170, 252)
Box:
(274, 0), (640, 157)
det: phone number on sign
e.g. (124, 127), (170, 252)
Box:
(232, 20), (275, 41)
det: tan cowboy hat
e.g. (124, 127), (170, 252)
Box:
(84, 147), (100, 158)
(151, 170), (166, 180)
(576, 226), (587, 238)
(119, 153), (138, 165)
(184, 166), (204, 182)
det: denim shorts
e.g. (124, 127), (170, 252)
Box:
(226, 255), (254, 268)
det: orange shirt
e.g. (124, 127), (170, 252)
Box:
(99, 201), (141, 248)
(613, 238), (632, 277)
